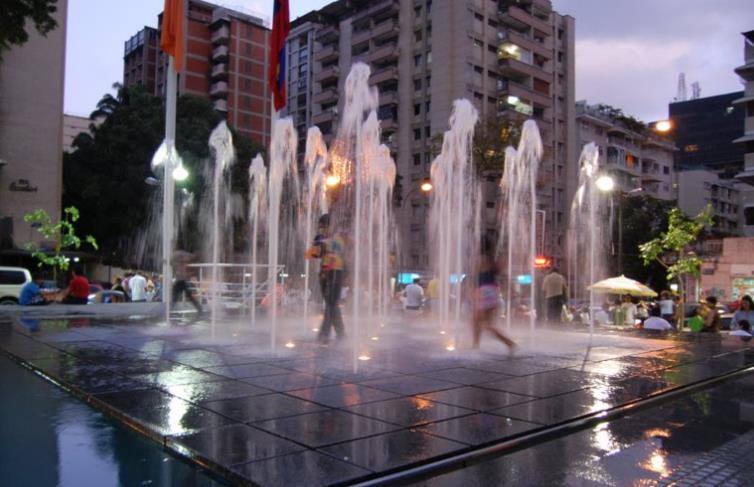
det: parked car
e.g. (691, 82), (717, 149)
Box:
(0, 267), (32, 305)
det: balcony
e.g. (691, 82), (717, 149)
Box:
(352, 28), (371, 47)
(211, 45), (229, 61)
(210, 63), (228, 80)
(313, 87), (338, 104)
(316, 25), (339, 44)
(499, 5), (551, 36)
(381, 118), (398, 131)
(352, 0), (399, 24)
(499, 31), (551, 59)
(314, 45), (339, 63)
(312, 110), (335, 125)
(498, 79), (550, 107)
(314, 65), (340, 83)
(369, 43), (398, 63)
(372, 18), (399, 42)
(498, 57), (550, 81)
(369, 66), (398, 85)
(213, 99), (227, 112)
(209, 81), (228, 98)
(380, 91), (398, 105)
(211, 25), (229, 44)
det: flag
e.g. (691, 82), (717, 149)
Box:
(161, 0), (185, 72)
(269, 0), (290, 111)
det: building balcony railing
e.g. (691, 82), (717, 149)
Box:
(312, 110), (335, 125)
(315, 25), (339, 43)
(314, 65), (340, 83)
(312, 87), (338, 104)
(351, 0), (399, 24)
(369, 66), (399, 85)
(498, 57), (550, 82)
(352, 28), (371, 47)
(498, 5), (551, 36)
(210, 63), (228, 80)
(209, 81), (228, 98)
(211, 25), (230, 45)
(314, 45), (339, 63)
(498, 79), (551, 107)
(380, 91), (398, 105)
(211, 45), (229, 61)
(372, 18), (399, 42)
(499, 30), (551, 59)
(381, 119), (398, 131)
(213, 99), (227, 112)
(368, 42), (398, 63)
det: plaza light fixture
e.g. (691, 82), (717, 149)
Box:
(595, 174), (615, 193)
(172, 163), (189, 182)
(285, 341), (296, 348)
(325, 173), (341, 187)
(358, 354), (371, 361)
(420, 179), (433, 192)
(654, 120), (673, 133)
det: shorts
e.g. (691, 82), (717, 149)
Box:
(477, 284), (500, 311)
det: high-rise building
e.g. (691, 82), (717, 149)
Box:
(0, 0), (68, 252)
(288, 0), (576, 269)
(124, 1), (272, 145)
(576, 101), (677, 202)
(734, 30), (754, 183)
(123, 27), (159, 93)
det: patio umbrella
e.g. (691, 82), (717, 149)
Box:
(588, 275), (658, 298)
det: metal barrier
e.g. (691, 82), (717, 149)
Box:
(186, 263), (284, 310)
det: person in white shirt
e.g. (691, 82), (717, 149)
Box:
(129, 271), (148, 302)
(658, 290), (675, 323)
(643, 306), (673, 331)
(403, 278), (424, 310)
(620, 295), (638, 326)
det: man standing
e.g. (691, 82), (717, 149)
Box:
(403, 278), (424, 311)
(129, 271), (148, 302)
(542, 267), (567, 324)
(305, 214), (345, 344)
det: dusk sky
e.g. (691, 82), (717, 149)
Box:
(64, 0), (754, 121)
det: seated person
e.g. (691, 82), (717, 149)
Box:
(730, 320), (752, 339)
(643, 305), (673, 331)
(403, 278), (424, 311)
(60, 266), (90, 305)
(19, 274), (49, 306)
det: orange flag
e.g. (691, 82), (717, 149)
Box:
(160, 0), (185, 72)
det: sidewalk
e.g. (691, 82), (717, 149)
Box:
(0, 312), (752, 486)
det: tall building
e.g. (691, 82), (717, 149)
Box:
(288, 0), (576, 269)
(0, 1), (68, 252)
(576, 101), (677, 202)
(668, 91), (745, 175)
(123, 27), (159, 93)
(124, 1), (272, 145)
(62, 114), (95, 153)
(678, 170), (741, 235)
(734, 30), (754, 236)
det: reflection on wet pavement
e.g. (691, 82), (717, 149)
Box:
(1, 314), (752, 486)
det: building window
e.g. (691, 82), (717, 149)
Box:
(663, 166), (669, 174)
(426, 75), (431, 88)
(414, 128), (421, 140)
(414, 54), (422, 68)
(414, 103), (421, 116)
(413, 153), (421, 165)
(414, 78), (422, 90)
(426, 52), (432, 65)
(684, 144), (699, 152)
(415, 30), (423, 42)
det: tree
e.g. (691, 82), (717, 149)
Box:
(0, 0), (58, 59)
(24, 206), (98, 272)
(639, 206), (713, 326)
(616, 194), (673, 288)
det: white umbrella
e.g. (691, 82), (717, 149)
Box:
(588, 275), (658, 298)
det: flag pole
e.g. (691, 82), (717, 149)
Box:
(162, 55), (177, 322)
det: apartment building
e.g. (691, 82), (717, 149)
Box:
(576, 101), (677, 202)
(0, 0), (68, 252)
(734, 30), (754, 236)
(124, 1), (271, 145)
(288, 0), (576, 269)
(678, 170), (741, 234)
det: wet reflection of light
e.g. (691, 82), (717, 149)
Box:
(167, 395), (190, 436)
(641, 448), (670, 477)
(411, 397), (433, 410)
(358, 354), (371, 361)
(592, 423), (619, 454)
(312, 328), (319, 332)
(588, 383), (611, 413)
(285, 341), (295, 348)
(445, 345), (455, 352)
(644, 428), (671, 439)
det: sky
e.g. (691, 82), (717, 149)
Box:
(64, 0), (754, 121)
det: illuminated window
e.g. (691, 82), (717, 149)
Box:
(684, 144), (699, 152)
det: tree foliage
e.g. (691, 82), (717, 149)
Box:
(0, 0), (58, 59)
(63, 83), (264, 265)
(595, 103), (646, 133)
(24, 207), (98, 271)
(639, 206), (713, 283)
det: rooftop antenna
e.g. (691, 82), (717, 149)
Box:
(690, 82), (701, 99)
(674, 73), (687, 102)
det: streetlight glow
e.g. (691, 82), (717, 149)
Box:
(420, 180), (433, 192)
(172, 163), (189, 182)
(325, 174), (341, 187)
(654, 120), (672, 132)
(595, 175), (615, 193)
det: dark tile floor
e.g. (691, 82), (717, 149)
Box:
(1, 314), (752, 486)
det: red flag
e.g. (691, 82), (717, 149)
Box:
(161, 0), (185, 72)
(269, 0), (290, 111)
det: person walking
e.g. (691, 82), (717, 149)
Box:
(129, 271), (148, 302)
(542, 267), (567, 324)
(471, 249), (516, 353)
(172, 250), (203, 313)
(305, 214), (346, 344)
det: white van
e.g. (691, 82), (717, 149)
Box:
(0, 267), (32, 304)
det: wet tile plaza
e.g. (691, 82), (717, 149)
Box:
(1, 306), (753, 486)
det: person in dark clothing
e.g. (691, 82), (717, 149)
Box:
(305, 214), (346, 344)
(172, 250), (203, 313)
